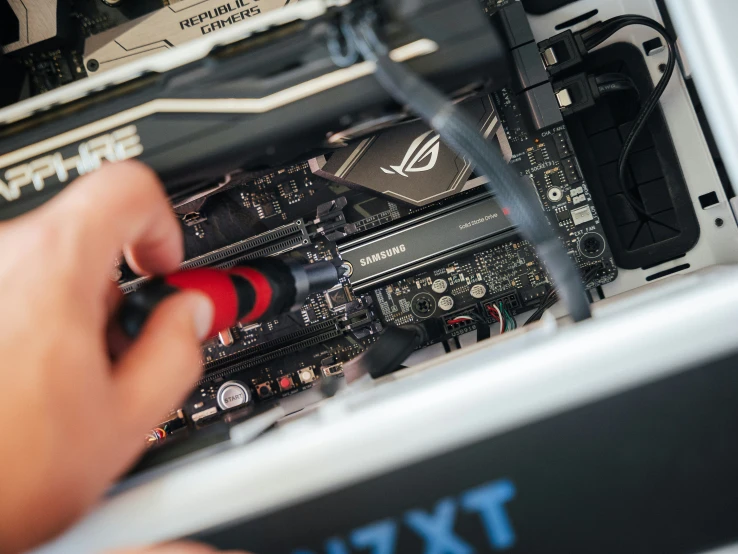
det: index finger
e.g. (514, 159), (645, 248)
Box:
(44, 160), (183, 278)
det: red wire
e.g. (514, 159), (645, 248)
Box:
(446, 318), (469, 325)
(486, 305), (500, 321)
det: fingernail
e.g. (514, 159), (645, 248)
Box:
(187, 293), (214, 341)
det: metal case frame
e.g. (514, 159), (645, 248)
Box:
(29, 1), (738, 552)
(527, 0), (738, 299)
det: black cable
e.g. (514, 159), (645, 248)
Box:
(524, 266), (602, 325)
(581, 16), (676, 219)
(345, 16), (592, 323)
(595, 73), (640, 100)
(327, 24), (359, 68)
(341, 324), (426, 383)
(524, 289), (558, 326)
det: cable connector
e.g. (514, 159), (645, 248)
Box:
(552, 73), (599, 117)
(538, 30), (588, 76)
(554, 72), (640, 117)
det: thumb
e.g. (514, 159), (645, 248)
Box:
(113, 292), (213, 442)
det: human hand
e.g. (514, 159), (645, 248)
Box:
(0, 162), (214, 553)
(108, 542), (251, 554)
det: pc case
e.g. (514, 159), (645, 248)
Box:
(12, 0), (738, 552)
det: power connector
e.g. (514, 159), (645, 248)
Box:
(538, 30), (588, 76)
(552, 73), (600, 116)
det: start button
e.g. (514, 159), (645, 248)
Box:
(217, 381), (250, 411)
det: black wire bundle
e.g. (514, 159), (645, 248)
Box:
(524, 266), (602, 325)
(524, 288), (559, 326)
(344, 16), (592, 323)
(580, 16), (677, 218)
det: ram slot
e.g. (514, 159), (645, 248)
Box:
(198, 326), (343, 385)
(204, 318), (339, 373)
(120, 220), (309, 293)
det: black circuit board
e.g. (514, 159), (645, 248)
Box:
(372, 240), (546, 329)
(187, 253), (379, 423)
(150, 0), (617, 432)
(117, 162), (445, 286)
(167, 115), (618, 427)
(494, 88), (617, 277)
(191, 330), (376, 423)
(176, 164), (408, 259)
(371, 237), (613, 343)
(10, 0), (163, 95)
(369, 84), (617, 343)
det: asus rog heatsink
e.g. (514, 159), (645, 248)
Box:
(311, 96), (507, 207)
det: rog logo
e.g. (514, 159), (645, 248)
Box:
(381, 130), (440, 177)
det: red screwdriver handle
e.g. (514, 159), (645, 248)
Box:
(117, 258), (340, 340)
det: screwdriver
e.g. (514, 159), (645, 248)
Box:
(117, 258), (343, 340)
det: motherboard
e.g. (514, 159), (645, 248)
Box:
(138, 87), (617, 447)
(9, 0), (617, 443)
